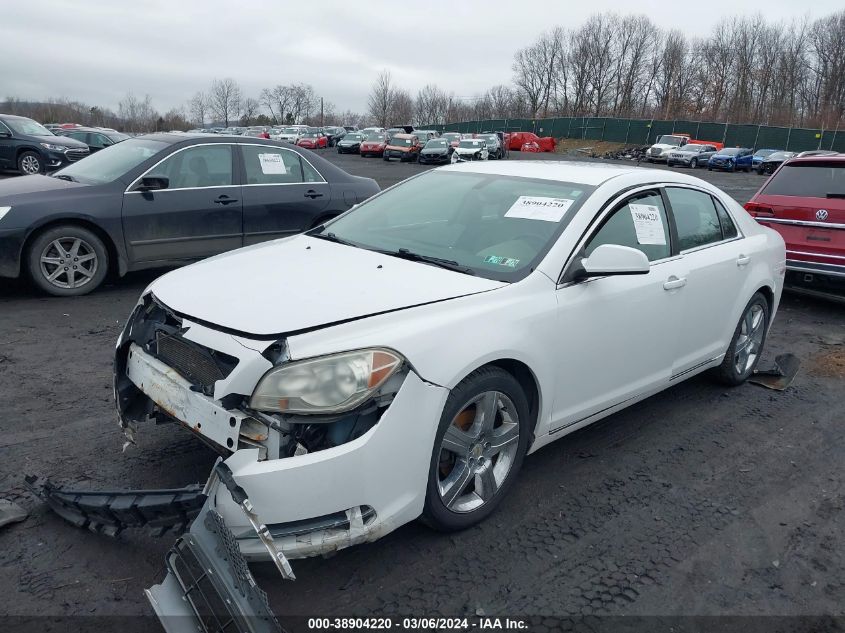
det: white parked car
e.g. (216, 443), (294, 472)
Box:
(453, 138), (489, 161)
(116, 161), (785, 618)
(275, 126), (306, 143)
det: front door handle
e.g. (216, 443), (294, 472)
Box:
(663, 276), (687, 291)
(736, 254), (751, 267)
(304, 190), (324, 199)
(214, 195), (239, 205)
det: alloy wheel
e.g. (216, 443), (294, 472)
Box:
(734, 303), (765, 375)
(436, 391), (520, 513)
(39, 237), (98, 290)
(21, 154), (41, 175)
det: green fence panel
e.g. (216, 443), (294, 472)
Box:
(725, 124), (758, 148)
(786, 128), (821, 152)
(602, 118), (628, 143)
(823, 128), (845, 152)
(548, 117), (568, 137)
(673, 120), (698, 137)
(625, 119), (651, 145)
(696, 122), (727, 144)
(649, 120), (674, 144)
(534, 118), (553, 136)
(754, 126), (790, 150)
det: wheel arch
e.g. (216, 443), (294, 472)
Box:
(15, 145), (44, 163)
(22, 217), (121, 278)
(456, 358), (543, 448)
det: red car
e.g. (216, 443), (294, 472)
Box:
(745, 154), (845, 296)
(296, 132), (327, 149)
(360, 133), (387, 157)
(507, 132), (556, 152)
(441, 132), (462, 148)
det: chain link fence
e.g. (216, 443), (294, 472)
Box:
(421, 116), (844, 153)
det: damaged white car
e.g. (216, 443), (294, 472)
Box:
(39, 161), (785, 629)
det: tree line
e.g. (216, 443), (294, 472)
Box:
(442, 10), (845, 129)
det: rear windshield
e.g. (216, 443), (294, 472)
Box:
(762, 163), (845, 198)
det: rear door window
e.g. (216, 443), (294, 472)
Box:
(241, 145), (304, 184)
(762, 163), (845, 198)
(666, 187), (723, 251)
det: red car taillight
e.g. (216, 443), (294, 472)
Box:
(744, 202), (775, 217)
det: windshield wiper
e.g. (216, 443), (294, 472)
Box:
(379, 248), (476, 276)
(309, 231), (358, 247)
(826, 193), (845, 199)
(53, 174), (75, 182)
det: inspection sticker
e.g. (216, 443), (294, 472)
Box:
(258, 153), (287, 174)
(484, 255), (520, 268)
(504, 196), (574, 222)
(629, 203), (666, 245)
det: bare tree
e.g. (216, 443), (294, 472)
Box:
(209, 78), (241, 127)
(188, 91), (209, 126)
(240, 97), (260, 125)
(368, 70), (395, 127)
(415, 84), (449, 125)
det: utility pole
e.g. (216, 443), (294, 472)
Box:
(320, 97), (324, 127)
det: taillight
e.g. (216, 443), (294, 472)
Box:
(744, 202), (775, 217)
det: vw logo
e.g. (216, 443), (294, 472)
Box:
(816, 209), (829, 221)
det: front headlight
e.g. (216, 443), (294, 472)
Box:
(40, 143), (69, 152)
(249, 348), (404, 414)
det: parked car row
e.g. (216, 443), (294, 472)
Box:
(331, 127), (511, 163)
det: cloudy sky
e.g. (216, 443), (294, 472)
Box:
(2, 0), (841, 115)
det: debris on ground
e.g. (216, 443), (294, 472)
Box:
(749, 353), (800, 390)
(0, 498), (28, 528)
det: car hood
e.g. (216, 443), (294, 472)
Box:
(711, 153), (737, 159)
(455, 146), (483, 154)
(149, 235), (506, 337)
(422, 148), (448, 154)
(650, 143), (680, 151)
(338, 140), (359, 145)
(33, 134), (89, 149)
(0, 174), (87, 203)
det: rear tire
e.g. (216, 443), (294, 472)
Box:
(27, 224), (109, 296)
(715, 292), (770, 386)
(421, 367), (530, 532)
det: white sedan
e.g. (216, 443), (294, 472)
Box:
(117, 161), (785, 563)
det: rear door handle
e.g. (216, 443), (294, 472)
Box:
(214, 195), (239, 205)
(304, 190), (324, 199)
(736, 254), (751, 267)
(663, 276), (687, 291)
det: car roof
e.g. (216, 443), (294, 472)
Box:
(438, 159), (664, 186)
(788, 154), (844, 164)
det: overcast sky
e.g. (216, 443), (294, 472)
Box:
(2, 0), (841, 116)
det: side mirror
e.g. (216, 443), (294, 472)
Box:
(0, 131), (11, 139)
(580, 244), (650, 277)
(137, 176), (169, 191)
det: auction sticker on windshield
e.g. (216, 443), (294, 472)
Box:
(504, 196), (574, 222)
(629, 203), (666, 245)
(259, 153), (287, 174)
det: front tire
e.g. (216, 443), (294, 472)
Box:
(26, 225), (109, 296)
(421, 367), (530, 532)
(715, 292), (770, 386)
(18, 151), (44, 175)
(691, 158), (698, 169)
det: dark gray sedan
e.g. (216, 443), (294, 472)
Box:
(0, 134), (380, 295)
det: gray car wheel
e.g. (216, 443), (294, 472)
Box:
(18, 151), (44, 175)
(715, 292), (770, 385)
(422, 366), (530, 531)
(27, 225), (109, 296)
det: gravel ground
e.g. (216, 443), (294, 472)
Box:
(1, 150), (843, 630)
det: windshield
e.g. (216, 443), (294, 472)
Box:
(719, 148), (742, 156)
(459, 140), (484, 148)
(366, 134), (385, 142)
(344, 134), (363, 141)
(315, 171), (593, 281)
(6, 117), (53, 136)
(762, 163), (845, 198)
(678, 144), (704, 152)
(754, 149), (777, 158)
(53, 138), (169, 185)
(657, 135), (685, 145)
(282, 128), (299, 133)
(425, 139), (448, 149)
(443, 134), (461, 141)
(389, 137), (412, 146)
(303, 133), (319, 138)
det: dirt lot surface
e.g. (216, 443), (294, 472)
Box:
(1, 150), (843, 630)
